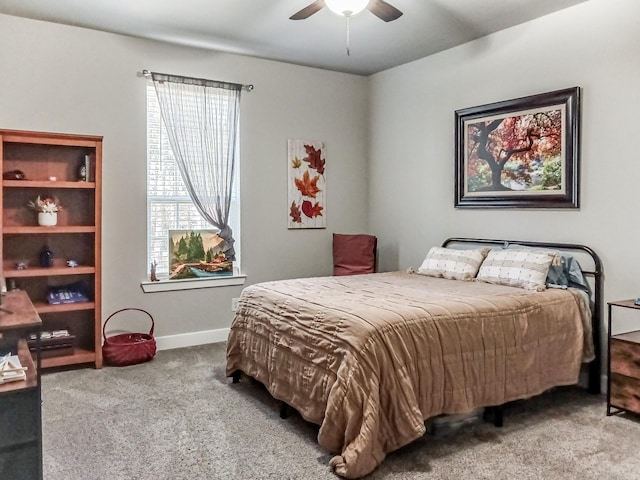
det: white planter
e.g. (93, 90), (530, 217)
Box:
(38, 212), (57, 227)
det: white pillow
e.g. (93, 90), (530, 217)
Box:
(418, 247), (490, 281)
(476, 249), (555, 291)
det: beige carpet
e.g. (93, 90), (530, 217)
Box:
(41, 343), (640, 479)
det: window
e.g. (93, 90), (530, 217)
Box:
(146, 82), (240, 279)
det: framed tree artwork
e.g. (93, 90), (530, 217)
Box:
(455, 87), (580, 208)
(288, 139), (326, 228)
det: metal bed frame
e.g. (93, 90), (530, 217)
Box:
(442, 237), (603, 396)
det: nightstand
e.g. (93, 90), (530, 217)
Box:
(607, 299), (640, 416)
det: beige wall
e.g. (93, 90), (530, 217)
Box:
(0, 14), (370, 342)
(368, 0), (639, 309)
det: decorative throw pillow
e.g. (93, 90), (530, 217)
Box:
(503, 245), (591, 293)
(417, 247), (490, 281)
(476, 249), (555, 291)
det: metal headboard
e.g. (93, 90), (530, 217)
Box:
(442, 237), (603, 395)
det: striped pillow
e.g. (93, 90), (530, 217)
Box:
(476, 249), (555, 291)
(418, 247), (490, 281)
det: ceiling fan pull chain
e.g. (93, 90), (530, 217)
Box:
(346, 14), (351, 56)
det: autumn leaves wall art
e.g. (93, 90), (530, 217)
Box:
(455, 87), (580, 209)
(288, 139), (326, 229)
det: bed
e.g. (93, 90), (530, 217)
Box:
(226, 238), (602, 479)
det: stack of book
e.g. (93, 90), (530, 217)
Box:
(28, 329), (75, 358)
(47, 284), (89, 304)
(0, 354), (27, 384)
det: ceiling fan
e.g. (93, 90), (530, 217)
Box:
(290, 0), (403, 22)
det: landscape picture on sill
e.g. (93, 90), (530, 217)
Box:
(168, 230), (233, 280)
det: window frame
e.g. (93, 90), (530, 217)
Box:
(142, 81), (243, 292)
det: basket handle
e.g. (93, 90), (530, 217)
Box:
(103, 308), (155, 340)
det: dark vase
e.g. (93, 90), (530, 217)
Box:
(39, 246), (54, 268)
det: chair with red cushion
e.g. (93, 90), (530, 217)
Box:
(332, 233), (377, 276)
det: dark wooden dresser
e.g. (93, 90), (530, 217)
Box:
(607, 299), (640, 416)
(0, 290), (42, 479)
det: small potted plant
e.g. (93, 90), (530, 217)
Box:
(27, 195), (61, 226)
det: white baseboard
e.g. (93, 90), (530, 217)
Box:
(155, 328), (229, 351)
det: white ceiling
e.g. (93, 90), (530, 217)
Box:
(0, 0), (589, 76)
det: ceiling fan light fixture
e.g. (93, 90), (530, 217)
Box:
(325, 0), (370, 17)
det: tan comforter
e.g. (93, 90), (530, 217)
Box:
(226, 272), (593, 478)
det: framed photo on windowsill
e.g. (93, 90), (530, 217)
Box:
(168, 230), (233, 280)
(455, 87), (580, 209)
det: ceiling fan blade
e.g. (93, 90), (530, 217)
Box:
(290, 0), (326, 20)
(367, 0), (403, 22)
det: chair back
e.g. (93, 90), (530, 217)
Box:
(333, 233), (377, 276)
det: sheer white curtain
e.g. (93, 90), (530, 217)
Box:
(151, 72), (241, 260)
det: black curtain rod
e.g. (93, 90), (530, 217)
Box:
(141, 69), (253, 92)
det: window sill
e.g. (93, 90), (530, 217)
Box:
(140, 275), (246, 293)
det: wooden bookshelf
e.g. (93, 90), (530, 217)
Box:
(0, 129), (102, 369)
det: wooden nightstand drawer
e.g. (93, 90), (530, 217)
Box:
(610, 335), (640, 378)
(610, 373), (640, 415)
(608, 302), (640, 416)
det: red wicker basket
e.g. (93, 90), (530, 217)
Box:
(102, 308), (156, 366)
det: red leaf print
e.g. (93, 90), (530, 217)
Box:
(294, 171), (321, 198)
(301, 200), (324, 218)
(290, 201), (302, 223)
(303, 144), (325, 175)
